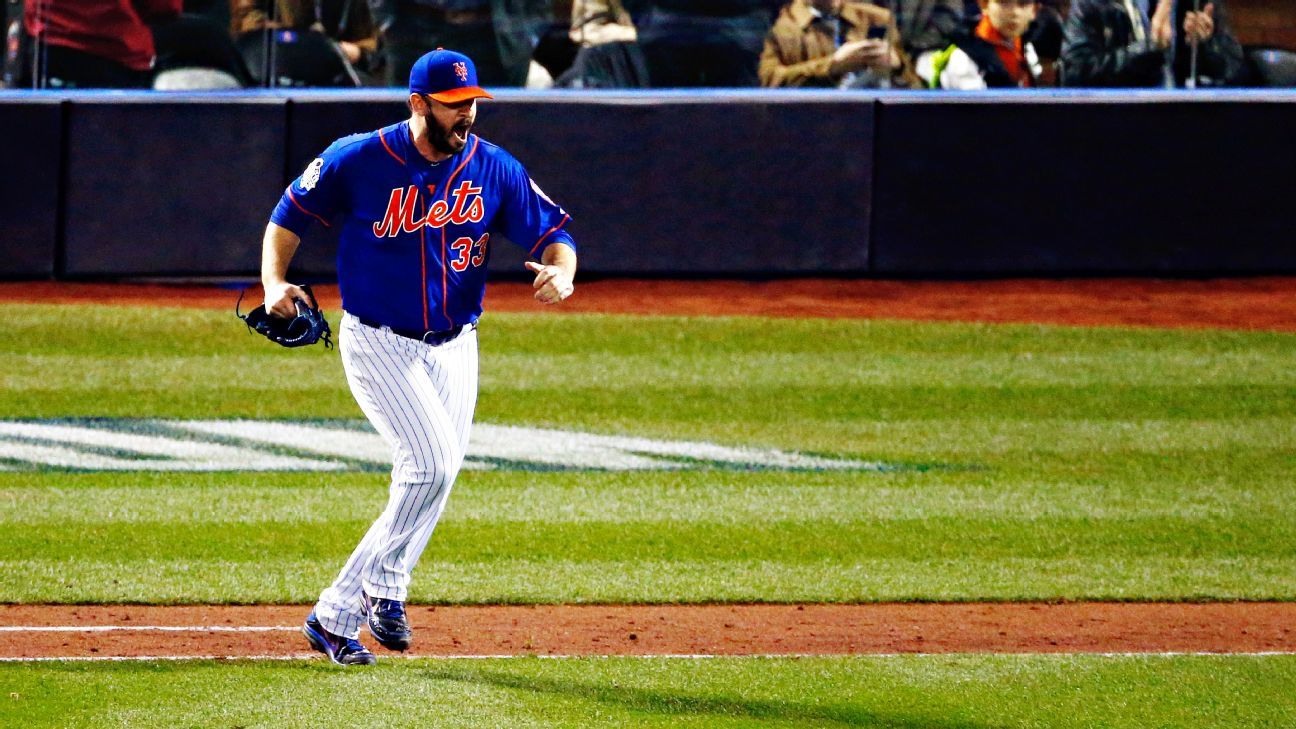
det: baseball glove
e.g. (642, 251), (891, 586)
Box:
(236, 285), (333, 349)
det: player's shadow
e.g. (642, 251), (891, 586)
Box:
(414, 664), (1000, 728)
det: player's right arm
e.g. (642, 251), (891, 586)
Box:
(262, 150), (345, 316)
(261, 223), (313, 317)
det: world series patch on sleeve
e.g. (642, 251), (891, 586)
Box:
(236, 285), (333, 349)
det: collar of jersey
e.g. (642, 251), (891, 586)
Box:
(394, 120), (469, 169)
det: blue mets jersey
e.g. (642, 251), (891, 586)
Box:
(270, 120), (575, 332)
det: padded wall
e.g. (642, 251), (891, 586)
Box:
(0, 98), (62, 277)
(61, 95), (287, 277)
(4, 90), (1294, 280)
(870, 95), (1296, 275)
(475, 94), (874, 274)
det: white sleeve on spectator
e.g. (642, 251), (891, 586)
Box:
(939, 49), (988, 90)
(915, 50), (938, 86)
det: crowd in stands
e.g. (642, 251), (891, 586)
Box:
(1, 0), (1287, 90)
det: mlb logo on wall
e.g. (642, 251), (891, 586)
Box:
(454, 62), (468, 81)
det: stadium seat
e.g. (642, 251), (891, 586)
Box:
(153, 68), (244, 91)
(1246, 48), (1296, 87)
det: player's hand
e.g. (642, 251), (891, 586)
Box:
(263, 281), (315, 318)
(524, 261), (574, 305)
(1184, 3), (1215, 45)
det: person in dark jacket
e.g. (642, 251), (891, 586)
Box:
(1060, 0), (1243, 87)
(874, 0), (963, 57)
(625, 0), (784, 86)
(366, 0), (551, 87)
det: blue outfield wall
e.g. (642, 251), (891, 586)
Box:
(870, 92), (1296, 275)
(0, 98), (62, 277)
(60, 96), (288, 277)
(0, 88), (1292, 279)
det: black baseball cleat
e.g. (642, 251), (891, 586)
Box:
(364, 594), (413, 651)
(302, 612), (377, 666)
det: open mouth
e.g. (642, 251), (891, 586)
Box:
(451, 121), (472, 144)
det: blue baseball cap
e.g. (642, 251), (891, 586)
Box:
(409, 49), (493, 104)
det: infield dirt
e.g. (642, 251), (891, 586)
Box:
(3, 603), (1294, 660)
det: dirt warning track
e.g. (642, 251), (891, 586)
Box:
(3, 603), (1294, 660)
(2, 278), (1295, 332)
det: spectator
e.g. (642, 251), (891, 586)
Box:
(626, 0), (783, 87)
(1060, 0), (1244, 87)
(1025, 0), (1064, 84)
(571, 0), (637, 46)
(232, 0), (380, 84)
(557, 0), (650, 87)
(22, 0), (182, 88)
(759, 0), (920, 88)
(920, 0), (1041, 88)
(232, 0), (380, 76)
(367, 0), (550, 87)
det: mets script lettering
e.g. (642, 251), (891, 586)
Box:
(372, 182), (485, 237)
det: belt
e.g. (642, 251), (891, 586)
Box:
(358, 317), (465, 346)
(406, 4), (493, 25)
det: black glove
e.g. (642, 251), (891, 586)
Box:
(236, 285), (333, 349)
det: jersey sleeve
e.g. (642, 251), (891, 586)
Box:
(269, 148), (346, 236)
(492, 155), (575, 259)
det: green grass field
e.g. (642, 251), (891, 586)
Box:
(1, 301), (1294, 726)
(5, 655), (1295, 728)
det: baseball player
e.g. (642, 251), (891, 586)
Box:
(260, 49), (577, 666)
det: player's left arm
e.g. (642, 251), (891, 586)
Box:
(494, 155), (578, 305)
(525, 243), (577, 305)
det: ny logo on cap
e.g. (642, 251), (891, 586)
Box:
(454, 62), (468, 82)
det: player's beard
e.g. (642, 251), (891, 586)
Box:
(428, 114), (473, 155)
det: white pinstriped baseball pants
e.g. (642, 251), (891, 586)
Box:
(314, 312), (478, 640)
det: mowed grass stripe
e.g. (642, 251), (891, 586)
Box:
(4, 469), (1288, 524)
(9, 350), (1296, 388)
(3, 655), (1294, 728)
(4, 557), (1295, 604)
(7, 514), (1293, 562)
(5, 384), (1293, 423)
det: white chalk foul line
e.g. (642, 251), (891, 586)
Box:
(4, 625), (1293, 661)
(0, 654), (321, 662)
(0, 625), (297, 633)
(1, 651), (1295, 663)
